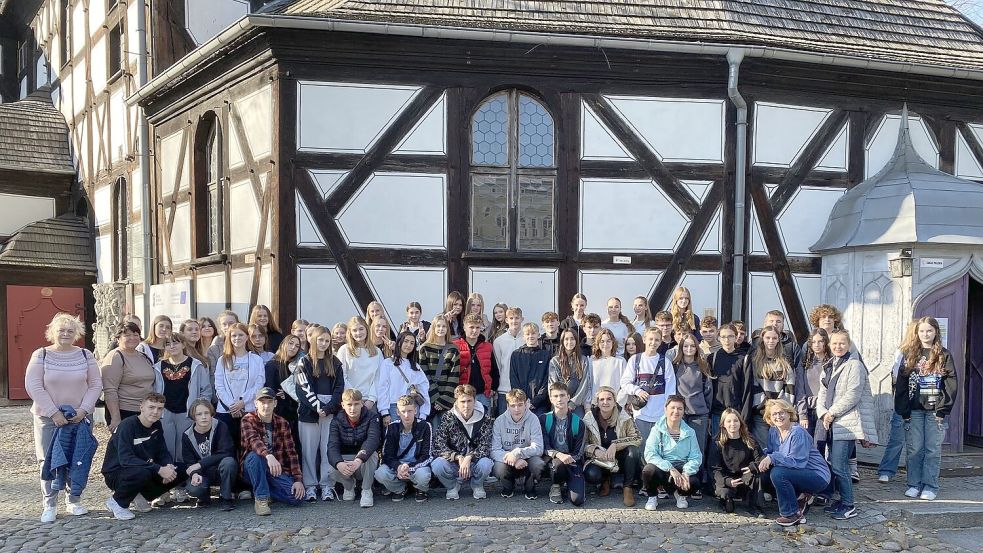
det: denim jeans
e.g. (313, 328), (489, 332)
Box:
(374, 464), (433, 494)
(709, 413), (722, 441)
(877, 412), (906, 478)
(242, 452), (302, 505)
(825, 439), (855, 507)
(769, 466), (830, 517)
(906, 410), (947, 493)
(432, 456), (494, 490)
(476, 394), (492, 413)
(496, 394), (508, 418)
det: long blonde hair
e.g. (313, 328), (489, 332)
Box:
(345, 316), (378, 358)
(221, 323), (250, 369)
(752, 326), (791, 380)
(669, 287), (696, 331)
(372, 317), (394, 357)
(425, 315), (450, 346)
(309, 326), (337, 378)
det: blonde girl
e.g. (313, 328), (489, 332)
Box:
(464, 292), (492, 338)
(336, 316), (381, 410)
(670, 287), (702, 341)
(295, 326), (345, 501)
(372, 316), (396, 357)
(631, 296), (656, 333)
(590, 328), (626, 404)
(138, 315), (172, 364)
(602, 297), (634, 356)
(748, 326), (794, 446)
(214, 323), (265, 447)
(290, 319), (311, 353)
(249, 304), (284, 352)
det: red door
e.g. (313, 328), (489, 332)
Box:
(914, 274), (968, 452)
(6, 285), (85, 400)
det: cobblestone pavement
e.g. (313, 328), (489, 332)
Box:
(0, 407), (968, 553)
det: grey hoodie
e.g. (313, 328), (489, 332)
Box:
(454, 401), (486, 436)
(491, 408), (544, 462)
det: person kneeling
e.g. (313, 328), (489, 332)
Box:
(431, 384), (495, 500)
(540, 383), (586, 506)
(182, 398), (237, 511)
(240, 387), (305, 515)
(708, 408), (765, 517)
(492, 389), (545, 499)
(583, 386), (643, 507)
(375, 395), (433, 502)
(641, 395), (702, 511)
(328, 389), (381, 508)
(102, 393), (188, 520)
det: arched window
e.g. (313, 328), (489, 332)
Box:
(470, 91), (556, 251)
(193, 114), (223, 258)
(111, 177), (128, 281)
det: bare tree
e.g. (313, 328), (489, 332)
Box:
(949, 0), (983, 25)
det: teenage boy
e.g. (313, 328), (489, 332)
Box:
(432, 385), (495, 500)
(454, 314), (499, 414)
(207, 310), (240, 371)
(493, 307), (524, 416)
(750, 310), (799, 363)
(580, 314), (602, 357)
(699, 316), (720, 357)
(182, 398), (237, 511)
(707, 324), (752, 438)
(732, 321), (751, 355)
(654, 312), (674, 355)
(620, 327), (677, 453)
(327, 389), (381, 508)
(239, 387), (304, 515)
(375, 396), (433, 502)
(492, 389), (545, 499)
(510, 323), (552, 415)
(540, 312), (561, 357)
(540, 383), (586, 506)
(102, 393), (188, 520)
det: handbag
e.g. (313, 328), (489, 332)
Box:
(395, 363), (426, 407)
(628, 354), (666, 410)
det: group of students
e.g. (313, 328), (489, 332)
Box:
(23, 288), (957, 528)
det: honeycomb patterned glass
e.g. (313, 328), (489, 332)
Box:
(517, 95), (554, 168)
(472, 94), (510, 166)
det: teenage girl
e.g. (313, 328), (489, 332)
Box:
(631, 296), (656, 334)
(398, 301), (431, 343)
(295, 326), (345, 502)
(748, 326), (795, 447)
(602, 297), (634, 356)
(249, 304), (284, 353)
(247, 323), (274, 363)
(489, 303), (509, 341)
(138, 315), (172, 364)
(442, 291), (465, 338)
(290, 319), (311, 353)
(464, 293), (492, 339)
(670, 287), (702, 341)
(590, 328), (626, 404)
(336, 316), (382, 411)
(213, 322), (266, 452)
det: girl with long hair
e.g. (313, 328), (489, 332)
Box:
(377, 331), (431, 425)
(197, 317), (218, 359)
(137, 315), (172, 364)
(674, 333), (714, 493)
(489, 303), (509, 341)
(548, 328), (594, 416)
(213, 323), (265, 452)
(371, 316), (396, 358)
(295, 326), (345, 502)
(795, 328), (831, 440)
(364, 300), (386, 328)
(464, 293), (492, 339)
(330, 322), (347, 356)
(559, 293), (588, 336)
(631, 296), (656, 333)
(249, 304), (284, 353)
(442, 291), (465, 338)
(247, 323), (274, 363)
(290, 319), (311, 353)
(264, 334), (304, 447)
(748, 326), (795, 447)
(708, 408), (764, 516)
(623, 332), (643, 362)
(590, 328), (626, 404)
(419, 316), (460, 428)
(336, 316), (382, 411)
(670, 287), (702, 341)
(602, 297), (634, 356)
(398, 301), (430, 343)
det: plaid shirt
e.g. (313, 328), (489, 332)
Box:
(240, 413), (302, 482)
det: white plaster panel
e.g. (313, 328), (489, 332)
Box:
(72, 3), (85, 57)
(470, 267), (558, 322)
(776, 186), (846, 256)
(92, 103), (106, 175)
(0, 194), (55, 235)
(296, 191), (325, 247)
(87, 0), (105, 35)
(361, 265), (448, 324)
(131, 168), (143, 215)
(133, 295), (145, 329)
(682, 180), (713, 204)
(159, 130), (188, 194)
(93, 186), (112, 227)
(229, 122), (244, 170)
(578, 270), (663, 313)
(96, 235), (112, 284)
(748, 272), (790, 332)
(673, 271), (721, 320)
(955, 132), (983, 179)
(580, 178), (689, 253)
(696, 206), (722, 254)
(793, 274), (823, 316)
(969, 124), (983, 156)
(310, 170), (349, 199)
(753, 102), (831, 168)
(170, 202), (192, 265)
(229, 264), (272, 321)
(394, 93), (446, 155)
(815, 123), (849, 172)
(110, 89), (127, 163)
(234, 86), (273, 161)
(184, 0), (249, 45)
(581, 102), (633, 161)
(195, 271), (227, 320)
(605, 96), (724, 163)
(337, 172), (446, 249)
(297, 265), (361, 327)
(229, 179), (260, 254)
(749, 208), (767, 255)
(129, 223), (144, 284)
(866, 114), (939, 178)
(90, 37), (107, 92)
(297, 81), (420, 153)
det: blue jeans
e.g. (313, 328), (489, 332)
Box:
(906, 410), (946, 493)
(769, 466), (830, 517)
(878, 412), (906, 478)
(709, 413), (721, 441)
(242, 452), (302, 505)
(476, 394), (492, 413)
(825, 439), (855, 507)
(432, 456), (493, 490)
(496, 394), (508, 418)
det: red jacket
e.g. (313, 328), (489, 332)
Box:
(454, 335), (497, 393)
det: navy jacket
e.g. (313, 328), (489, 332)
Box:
(381, 419), (433, 471)
(509, 346), (552, 413)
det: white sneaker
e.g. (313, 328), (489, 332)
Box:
(674, 491), (688, 509)
(40, 506), (57, 523)
(878, 474), (890, 483)
(304, 486), (317, 501)
(359, 490), (374, 508)
(446, 483), (461, 500)
(473, 486), (487, 500)
(763, 492), (773, 502)
(919, 490), (937, 501)
(320, 487), (335, 502)
(342, 488), (356, 501)
(130, 494), (152, 513)
(644, 497), (659, 511)
(904, 487), (920, 498)
(106, 498), (135, 520)
(173, 488), (189, 503)
(65, 502), (88, 516)
(237, 490), (253, 500)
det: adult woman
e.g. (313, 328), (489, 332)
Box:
(197, 317), (218, 360)
(213, 323), (266, 450)
(442, 291), (465, 338)
(137, 315), (172, 364)
(631, 296), (655, 334)
(371, 316), (396, 358)
(673, 333), (713, 488)
(419, 316), (460, 428)
(247, 323), (274, 363)
(295, 326), (345, 501)
(464, 293), (492, 339)
(641, 395), (702, 511)
(25, 313), (102, 522)
(377, 331), (431, 425)
(749, 326), (795, 447)
(583, 386), (642, 506)
(896, 316), (957, 501)
(398, 301), (431, 343)
(795, 328), (831, 441)
(602, 297), (633, 356)
(816, 329), (877, 520)
(590, 329), (626, 404)
(337, 316), (382, 411)
(249, 305), (284, 353)
(669, 287), (702, 341)
(623, 332), (642, 362)
(757, 399), (830, 526)
(708, 408), (764, 516)
(101, 321), (156, 431)
(290, 319), (310, 353)
(264, 334), (304, 448)
(548, 329), (593, 416)
(489, 303), (509, 341)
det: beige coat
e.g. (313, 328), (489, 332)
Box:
(817, 357), (879, 444)
(583, 405), (642, 459)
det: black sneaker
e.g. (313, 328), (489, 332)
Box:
(525, 490), (539, 500)
(501, 481), (515, 498)
(219, 498), (236, 512)
(722, 497), (735, 513)
(524, 478), (538, 500)
(391, 491), (406, 502)
(692, 489), (703, 500)
(415, 491), (428, 502)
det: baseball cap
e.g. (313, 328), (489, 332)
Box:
(256, 387), (277, 400)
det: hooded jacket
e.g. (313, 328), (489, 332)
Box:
(582, 405), (641, 459)
(509, 345), (552, 412)
(153, 357), (212, 412)
(433, 402), (493, 461)
(643, 417), (703, 476)
(491, 408), (544, 462)
(817, 354), (879, 443)
(181, 417), (235, 472)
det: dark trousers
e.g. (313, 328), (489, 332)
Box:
(186, 457), (237, 501)
(214, 413), (243, 457)
(108, 409), (140, 429)
(549, 458), (585, 506)
(584, 446), (642, 488)
(642, 464), (700, 496)
(104, 465), (187, 508)
(713, 470), (764, 506)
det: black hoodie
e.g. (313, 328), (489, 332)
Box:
(707, 348), (752, 420)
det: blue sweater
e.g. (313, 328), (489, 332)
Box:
(764, 425), (831, 480)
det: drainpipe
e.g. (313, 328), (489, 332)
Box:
(136, 0), (153, 319)
(727, 48), (748, 322)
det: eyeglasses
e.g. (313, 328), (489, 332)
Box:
(771, 411), (788, 419)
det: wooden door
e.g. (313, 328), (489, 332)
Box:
(914, 274), (968, 452)
(966, 278), (983, 447)
(5, 285), (85, 400)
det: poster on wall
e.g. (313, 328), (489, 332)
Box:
(937, 317), (948, 348)
(150, 280), (193, 323)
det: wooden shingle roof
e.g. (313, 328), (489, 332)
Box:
(0, 86), (75, 175)
(0, 215), (96, 273)
(261, 0), (983, 72)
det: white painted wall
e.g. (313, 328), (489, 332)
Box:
(195, 271), (227, 320)
(866, 113), (940, 178)
(360, 265), (447, 325)
(170, 202), (192, 264)
(748, 271), (793, 333)
(578, 270), (663, 316)
(297, 81), (420, 153)
(581, 102), (633, 161)
(229, 264), (271, 321)
(229, 178), (262, 255)
(393, 93), (446, 155)
(184, 0), (249, 45)
(229, 86), (272, 169)
(297, 264), (362, 327)
(95, 234), (112, 283)
(753, 102), (831, 168)
(580, 178), (689, 253)
(0, 194), (55, 235)
(470, 267), (558, 323)
(336, 173), (447, 249)
(955, 131), (983, 179)
(776, 186), (846, 256)
(605, 96), (724, 163)
(296, 191), (325, 247)
(159, 129), (189, 193)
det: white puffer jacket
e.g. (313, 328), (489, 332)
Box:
(817, 356), (879, 444)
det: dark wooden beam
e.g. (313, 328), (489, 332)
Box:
(556, 90), (581, 315)
(770, 110), (850, 215)
(294, 151), (448, 173)
(275, 75), (298, 326)
(348, 248), (447, 266)
(445, 87), (480, 294)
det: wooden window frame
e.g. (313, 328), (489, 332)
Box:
(192, 113), (225, 261)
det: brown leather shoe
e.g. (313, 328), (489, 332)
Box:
(623, 486), (636, 507)
(599, 477), (611, 497)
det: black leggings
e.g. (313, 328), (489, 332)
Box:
(642, 464), (700, 496)
(584, 446), (642, 488)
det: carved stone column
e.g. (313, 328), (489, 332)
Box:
(92, 283), (127, 360)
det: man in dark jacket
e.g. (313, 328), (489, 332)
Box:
(102, 393), (187, 520)
(328, 388), (382, 508)
(181, 398), (237, 510)
(431, 384), (494, 500)
(374, 396), (433, 502)
(510, 323), (551, 414)
(540, 383), (586, 506)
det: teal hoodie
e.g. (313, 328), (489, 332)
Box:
(643, 417), (703, 475)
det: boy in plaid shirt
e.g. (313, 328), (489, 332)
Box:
(240, 387), (304, 515)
